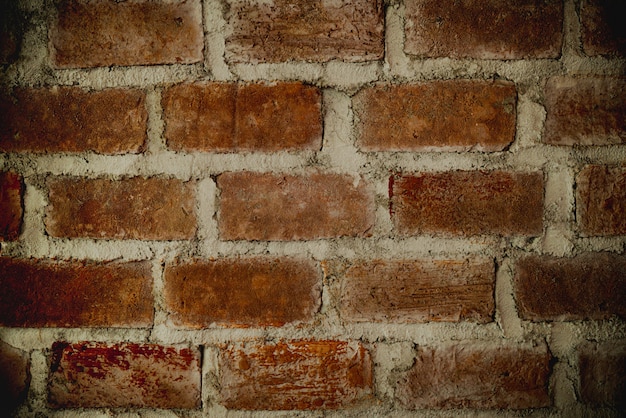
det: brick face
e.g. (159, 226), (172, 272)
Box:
(162, 82), (322, 152)
(0, 87), (147, 154)
(390, 171), (544, 237)
(0, 258), (153, 328)
(578, 341), (626, 407)
(50, 0), (203, 68)
(46, 177), (197, 240)
(164, 257), (321, 327)
(514, 253), (626, 321)
(219, 340), (372, 410)
(577, 165), (626, 236)
(0, 172), (23, 241)
(48, 342), (201, 409)
(0, 341), (30, 414)
(404, 0), (563, 59)
(581, 0), (626, 56)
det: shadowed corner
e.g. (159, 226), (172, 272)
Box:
(0, 0), (24, 67)
(0, 340), (31, 416)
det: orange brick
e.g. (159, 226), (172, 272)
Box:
(0, 172), (23, 241)
(0, 341), (30, 414)
(579, 341), (626, 407)
(581, 0), (626, 56)
(577, 165), (626, 236)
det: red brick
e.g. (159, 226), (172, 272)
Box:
(219, 340), (372, 410)
(354, 81), (516, 152)
(514, 253), (626, 321)
(217, 172), (375, 241)
(390, 171), (544, 237)
(0, 258), (153, 328)
(48, 342), (200, 409)
(577, 165), (626, 236)
(162, 82), (322, 152)
(396, 343), (552, 409)
(0, 87), (146, 154)
(46, 177), (196, 240)
(50, 0), (203, 68)
(0, 341), (30, 414)
(404, 0), (563, 59)
(544, 77), (626, 146)
(336, 258), (494, 323)
(225, 0), (384, 63)
(581, 0), (626, 56)
(579, 341), (626, 407)
(0, 172), (23, 241)
(164, 257), (321, 327)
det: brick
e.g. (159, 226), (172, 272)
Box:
(404, 0), (563, 59)
(354, 80), (516, 152)
(390, 171), (543, 237)
(0, 87), (147, 154)
(579, 341), (626, 407)
(0, 258), (153, 328)
(217, 172), (375, 241)
(514, 253), (626, 321)
(0, 341), (30, 414)
(543, 77), (626, 146)
(50, 0), (203, 68)
(219, 340), (372, 410)
(577, 165), (626, 236)
(48, 342), (200, 409)
(396, 343), (552, 409)
(225, 0), (384, 63)
(581, 0), (626, 56)
(337, 258), (494, 323)
(162, 82), (322, 152)
(46, 177), (196, 240)
(164, 257), (321, 327)
(0, 172), (23, 241)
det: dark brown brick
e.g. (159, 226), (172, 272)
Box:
(390, 171), (544, 237)
(0, 1), (22, 65)
(162, 82), (322, 152)
(354, 80), (516, 152)
(0, 258), (153, 328)
(581, 0), (626, 56)
(219, 340), (372, 410)
(50, 0), (203, 68)
(0, 87), (146, 154)
(404, 0), (563, 59)
(48, 342), (200, 409)
(164, 257), (321, 327)
(396, 343), (552, 409)
(579, 341), (626, 407)
(46, 177), (196, 240)
(0, 172), (23, 241)
(577, 165), (626, 236)
(0, 341), (30, 414)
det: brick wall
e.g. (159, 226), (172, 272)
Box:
(1, 0), (625, 416)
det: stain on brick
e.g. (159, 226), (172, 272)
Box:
(579, 341), (626, 407)
(0, 341), (30, 414)
(577, 165), (626, 236)
(0, 172), (23, 241)
(581, 0), (626, 56)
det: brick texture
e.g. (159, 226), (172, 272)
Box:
(0, 258), (153, 327)
(162, 82), (322, 152)
(225, 0), (384, 63)
(0, 87), (147, 154)
(50, 0), (203, 68)
(577, 165), (626, 236)
(46, 177), (196, 240)
(396, 343), (552, 409)
(337, 258), (494, 323)
(404, 0), (563, 59)
(0, 172), (23, 241)
(581, 0), (626, 56)
(164, 257), (321, 327)
(217, 172), (375, 241)
(0, 341), (30, 414)
(390, 171), (544, 236)
(578, 341), (626, 407)
(543, 77), (626, 146)
(48, 342), (201, 409)
(219, 340), (372, 410)
(514, 253), (626, 321)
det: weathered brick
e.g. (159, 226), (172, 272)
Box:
(396, 343), (552, 409)
(0, 341), (30, 414)
(543, 77), (626, 146)
(46, 177), (196, 240)
(404, 0), (563, 59)
(217, 172), (375, 241)
(390, 171), (544, 237)
(162, 82), (322, 152)
(0, 258), (153, 328)
(579, 341), (626, 407)
(581, 0), (626, 56)
(219, 340), (372, 410)
(0, 172), (23, 241)
(50, 0), (203, 68)
(164, 257), (321, 327)
(225, 0), (384, 63)
(354, 81), (516, 152)
(514, 253), (626, 321)
(48, 342), (200, 409)
(0, 87), (147, 154)
(577, 165), (626, 236)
